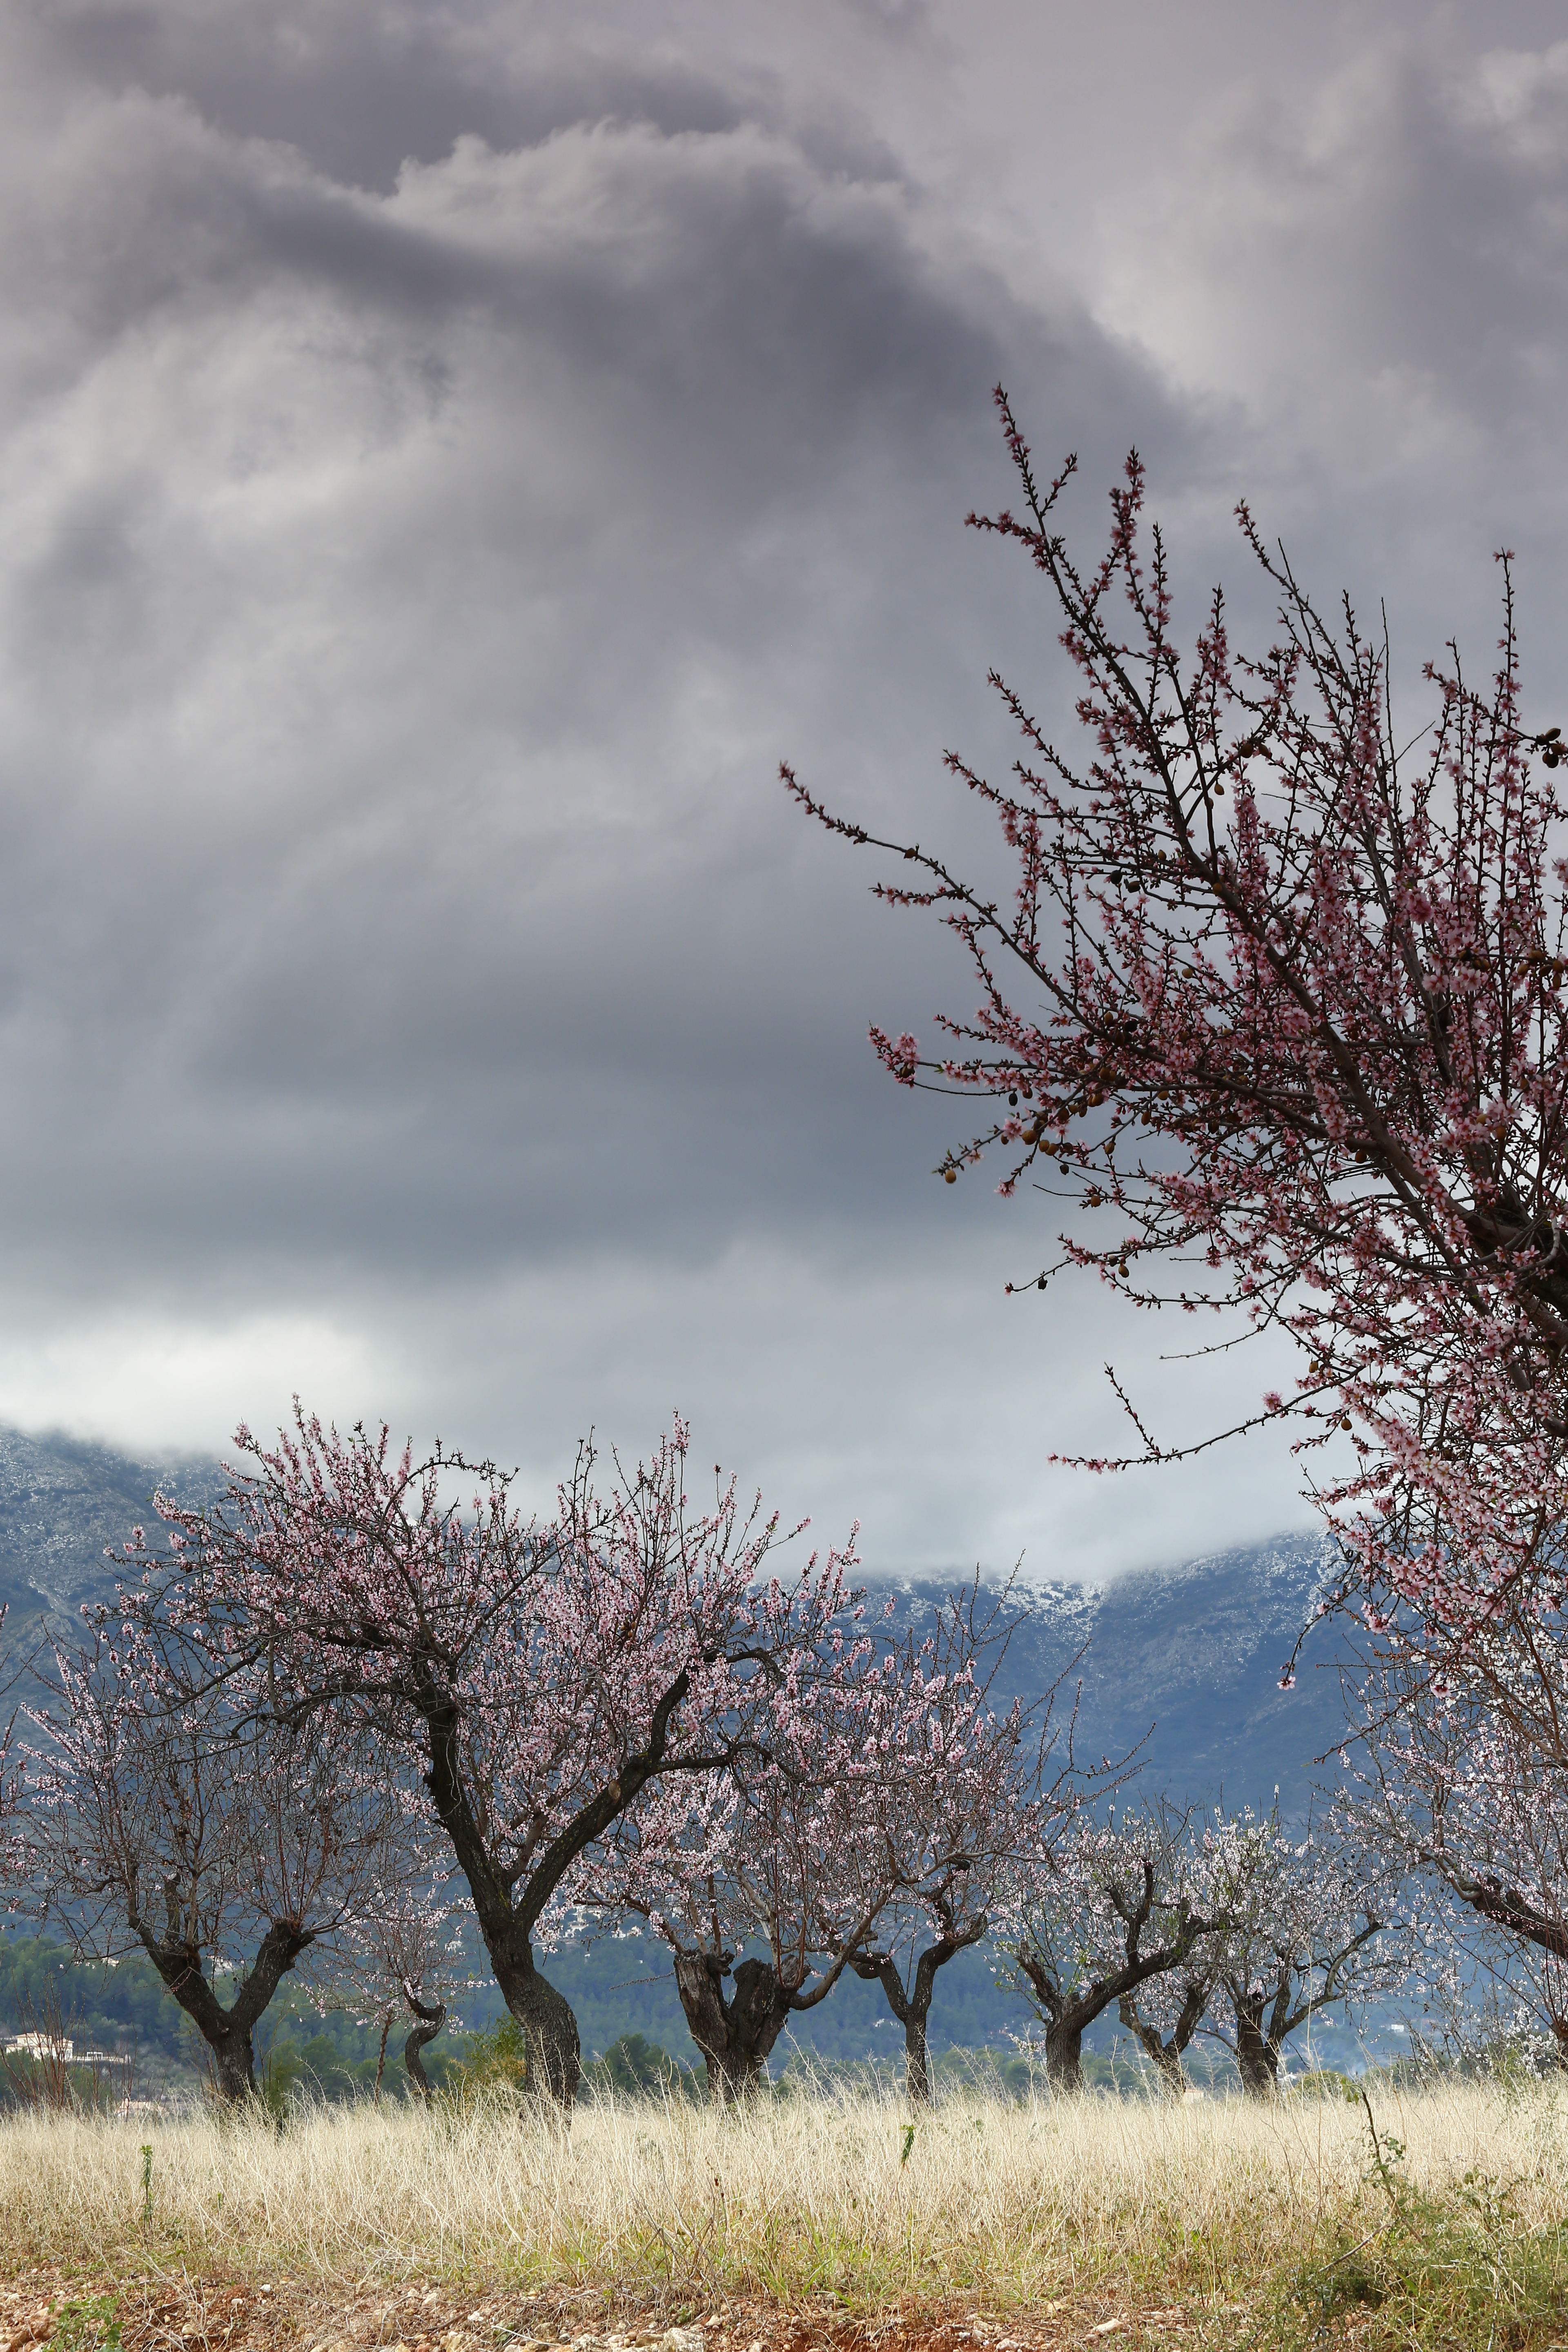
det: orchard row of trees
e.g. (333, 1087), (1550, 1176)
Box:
(0, 1407), (1541, 2111)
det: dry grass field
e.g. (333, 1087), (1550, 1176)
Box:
(4, 2080), (1568, 2350)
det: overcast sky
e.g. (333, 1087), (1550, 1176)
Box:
(2, 0), (1566, 1581)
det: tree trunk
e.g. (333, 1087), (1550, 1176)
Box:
(1118, 1977), (1209, 2100)
(1118, 2006), (1187, 2098)
(1044, 2018), (1084, 2090)
(130, 1905), (310, 2107)
(672, 1949), (793, 2100)
(504, 1960), (581, 2109)
(851, 1951), (927, 2104)
(403, 1998), (446, 2105)
(419, 1662), (702, 2120)
(211, 2018), (259, 2103)
(423, 1692), (659, 2116)
(452, 1891), (581, 2107)
(905, 2008), (931, 2105)
(853, 1920), (986, 2107)
(1231, 1986), (1280, 2098)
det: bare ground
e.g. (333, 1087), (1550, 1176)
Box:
(0, 2273), (1237, 2352)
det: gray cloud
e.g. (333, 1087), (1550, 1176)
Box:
(0, 24), (1157, 1254)
(26, 2), (757, 191)
(1094, 27), (1568, 641)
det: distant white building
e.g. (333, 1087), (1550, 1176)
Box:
(4, 2031), (72, 2060)
(3, 2033), (132, 2068)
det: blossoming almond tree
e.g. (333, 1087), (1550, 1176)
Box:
(569, 1622), (911, 2100)
(26, 1604), (413, 2103)
(846, 1578), (1123, 2103)
(1001, 1799), (1231, 2089)
(1350, 1632), (1568, 2045)
(122, 1408), (865, 2110)
(1111, 1807), (1269, 2097)
(784, 388), (1568, 1654)
(1121, 1806), (1407, 2097)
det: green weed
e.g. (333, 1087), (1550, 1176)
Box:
(1273, 2088), (1568, 2348)
(53, 2298), (120, 2352)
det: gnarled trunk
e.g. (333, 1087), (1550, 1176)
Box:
(494, 1948), (581, 2108)
(211, 2018), (259, 2103)
(671, 1949), (792, 2100)
(374, 2009), (393, 2105)
(1044, 2018), (1085, 2089)
(1016, 1870), (1223, 2101)
(854, 1953), (932, 2105)
(1016, 1952), (1091, 2091)
(1118, 1977), (1209, 2100)
(853, 1921), (986, 2107)
(904, 2004), (932, 2108)
(1230, 1984), (1281, 2098)
(402, 1995), (447, 2105)
(131, 1901), (310, 2107)
(423, 1687), (689, 2117)
(1118, 2007), (1186, 2098)
(424, 1709), (584, 2108)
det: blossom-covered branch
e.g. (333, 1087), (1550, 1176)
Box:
(785, 387), (1568, 1642)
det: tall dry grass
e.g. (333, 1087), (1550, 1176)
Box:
(3, 2078), (1568, 2322)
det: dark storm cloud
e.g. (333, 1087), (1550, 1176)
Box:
(0, 15), (1177, 1329)
(28, 0), (755, 191)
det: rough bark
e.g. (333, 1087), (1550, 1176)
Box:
(672, 1949), (794, 2099)
(851, 1917), (987, 2106)
(420, 1675), (691, 2114)
(461, 1909), (581, 2108)
(510, 1965), (582, 2106)
(1424, 1862), (1568, 1960)
(1231, 1984), (1281, 2098)
(129, 1899), (311, 2105)
(1118, 1978), (1209, 2099)
(402, 1994), (447, 2105)
(1043, 2017), (1085, 2089)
